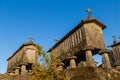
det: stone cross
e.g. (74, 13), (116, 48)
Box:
(86, 8), (92, 17)
(29, 36), (33, 42)
(113, 36), (118, 44)
(113, 36), (116, 40)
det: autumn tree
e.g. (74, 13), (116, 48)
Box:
(33, 45), (66, 80)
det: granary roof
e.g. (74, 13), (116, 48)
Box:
(7, 41), (36, 61)
(48, 16), (107, 52)
(108, 42), (120, 47)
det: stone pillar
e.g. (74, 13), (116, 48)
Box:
(15, 67), (20, 75)
(78, 61), (87, 67)
(85, 50), (96, 67)
(116, 66), (120, 69)
(99, 49), (111, 68)
(21, 64), (26, 75)
(68, 56), (77, 68)
(9, 70), (15, 75)
(31, 64), (35, 71)
(57, 62), (65, 71)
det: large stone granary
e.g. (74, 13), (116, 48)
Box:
(48, 9), (112, 69)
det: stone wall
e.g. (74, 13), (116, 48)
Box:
(0, 74), (32, 80)
(65, 67), (120, 80)
(1, 67), (120, 80)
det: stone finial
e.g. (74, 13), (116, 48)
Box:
(54, 39), (59, 43)
(113, 36), (118, 45)
(99, 49), (110, 55)
(86, 8), (92, 17)
(29, 36), (33, 42)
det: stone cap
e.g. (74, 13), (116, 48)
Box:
(99, 49), (110, 55)
(8, 70), (14, 73)
(20, 62), (27, 66)
(82, 46), (94, 51)
(67, 56), (77, 59)
(15, 66), (20, 69)
(58, 62), (65, 66)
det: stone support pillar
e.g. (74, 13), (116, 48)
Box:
(21, 64), (26, 75)
(85, 50), (96, 67)
(99, 49), (111, 68)
(67, 56), (77, 68)
(15, 67), (20, 75)
(9, 70), (15, 75)
(78, 61), (87, 67)
(57, 62), (64, 71)
(116, 66), (120, 69)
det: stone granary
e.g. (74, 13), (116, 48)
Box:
(7, 38), (38, 75)
(109, 36), (120, 68)
(48, 8), (112, 69)
(3, 9), (120, 80)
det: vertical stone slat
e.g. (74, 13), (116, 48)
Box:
(71, 35), (73, 48)
(75, 32), (78, 46)
(79, 28), (83, 45)
(76, 30), (80, 44)
(73, 33), (76, 47)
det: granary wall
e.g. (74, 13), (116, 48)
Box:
(83, 22), (106, 50)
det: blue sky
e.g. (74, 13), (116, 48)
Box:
(0, 0), (120, 73)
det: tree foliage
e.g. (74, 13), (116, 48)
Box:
(33, 45), (66, 80)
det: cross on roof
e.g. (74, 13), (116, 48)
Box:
(86, 8), (92, 17)
(113, 36), (117, 41)
(113, 36), (118, 44)
(29, 36), (33, 42)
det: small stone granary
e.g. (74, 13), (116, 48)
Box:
(109, 36), (120, 68)
(7, 37), (38, 75)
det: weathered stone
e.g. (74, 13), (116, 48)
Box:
(67, 56), (77, 68)
(78, 61), (87, 67)
(85, 50), (96, 67)
(102, 53), (111, 68)
(21, 64), (26, 75)
(99, 49), (111, 68)
(7, 40), (38, 75)
(57, 62), (65, 71)
(15, 67), (20, 75)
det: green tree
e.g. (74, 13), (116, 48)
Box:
(33, 45), (66, 80)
